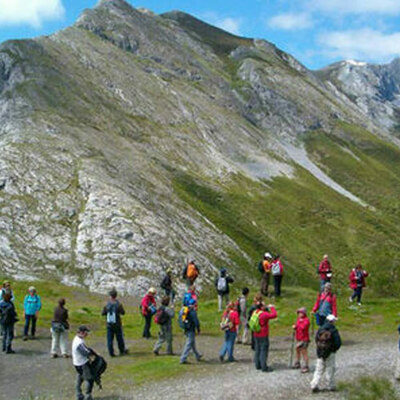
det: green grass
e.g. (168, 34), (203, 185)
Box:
(339, 377), (399, 400)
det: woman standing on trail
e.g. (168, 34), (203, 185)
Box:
(271, 255), (284, 297)
(311, 283), (337, 327)
(348, 264), (369, 306)
(141, 288), (157, 339)
(219, 302), (240, 362)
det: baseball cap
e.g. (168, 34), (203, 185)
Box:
(77, 325), (91, 333)
(264, 252), (272, 258)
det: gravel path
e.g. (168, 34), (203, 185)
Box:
(0, 331), (397, 400)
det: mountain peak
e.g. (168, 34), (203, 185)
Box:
(96, 0), (131, 9)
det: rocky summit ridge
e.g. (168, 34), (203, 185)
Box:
(1, 0), (400, 295)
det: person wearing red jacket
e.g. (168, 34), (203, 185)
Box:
(253, 303), (277, 372)
(318, 255), (333, 292)
(349, 264), (369, 305)
(219, 302), (240, 362)
(312, 283), (337, 326)
(292, 307), (310, 373)
(141, 288), (157, 339)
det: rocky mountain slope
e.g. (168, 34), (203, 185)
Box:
(1, 0), (400, 295)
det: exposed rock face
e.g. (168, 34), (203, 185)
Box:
(1, 0), (400, 294)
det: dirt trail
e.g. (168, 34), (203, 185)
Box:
(0, 330), (397, 400)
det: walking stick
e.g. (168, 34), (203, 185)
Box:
(311, 313), (315, 337)
(289, 330), (295, 368)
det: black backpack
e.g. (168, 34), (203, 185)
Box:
(90, 355), (107, 389)
(258, 261), (264, 273)
(316, 329), (333, 358)
(182, 265), (188, 280)
(0, 303), (16, 325)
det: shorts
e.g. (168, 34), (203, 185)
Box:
(296, 341), (309, 349)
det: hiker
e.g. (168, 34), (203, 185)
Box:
(160, 268), (176, 304)
(183, 260), (199, 287)
(153, 296), (175, 355)
(101, 288), (127, 357)
(259, 253), (272, 296)
(311, 314), (342, 393)
(349, 264), (369, 305)
(293, 307), (310, 373)
(318, 255), (333, 291)
(247, 293), (264, 350)
(215, 268), (234, 311)
(312, 282), (337, 327)
(0, 291), (18, 354)
(395, 325), (400, 381)
(183, 285), (198, 310)
(179, 298), (202, 364)
(1, 281), (15, 302)
(219, 302), (240, 362)
(23, 286), (42, 340)
(72, 325), (96, 400)
(141, 287), (157, 339)
(271, 255), (284, 297)
(249, 302), (277, 372)
(237, 287), (250, 344)
(51, 298), (70, 358)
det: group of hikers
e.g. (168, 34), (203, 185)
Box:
(0, 254), (376, 398)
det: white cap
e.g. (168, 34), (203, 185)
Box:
(326, 314), (338, 322)
(264, 252), (272, 258)
(28, 286), (36, 292)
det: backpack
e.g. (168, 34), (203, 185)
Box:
(178, 306), (190, 329)
(249, 310), (262, 333)
(182, 265), (188, 280)
(106, 302), (118, 324)
(154, 307), (169, 325)
(258, 261), (264, 273)
(187, 263), (198, 280)
(90, 355), (107, 389)
(271, 261), (281, 276)
(217, 277), (227, 292)
(0, 303), (16, 325)
(316, 329), (333, 358)
(220, 312), (233, 331)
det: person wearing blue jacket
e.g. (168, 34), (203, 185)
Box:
(180, 299), (202, 364)
(23, 286), (42, 340)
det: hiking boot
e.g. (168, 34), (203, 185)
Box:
(358, 302), (362, 306)
(311, 387), (320, 394)
(6, 349), (15, 354)
(293, 362), (301, 369)
(228, 358), (237, 363)
(153, 350), (159, 356)
(262, 367), (274, 372)
(327, 387), (337, 392)
(196, 354), (203, 361)
(51, 353), (58, 359)
(348, 296), (353, 303)
(121, 349), (129, 356)
(219, 355), (224, 362)
(301, 366), (309, 373)
(180, 360), (190, 364)
(62, 354), (70, 359)
(23, 336), (28, 341)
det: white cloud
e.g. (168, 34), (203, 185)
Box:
(0, 0), (65, 28)
(267, 13), (313, 30)
(311, 0), (400, 15)
(201, 12), (242, 35)
(319, 29), (400, 61)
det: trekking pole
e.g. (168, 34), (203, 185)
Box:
(289, 330), (295, 368)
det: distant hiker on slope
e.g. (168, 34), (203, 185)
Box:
(179, 298), (202, 364)
(219, 302), (240, 362)
(271, 255), (284, 297)
(72, 325), (97, 400)
(237, 287), (250, 344)
(215, 268), (234, 311)
(318, 255), (333, 292)
(141, 288), (157, 339)
(395, 325), (400, 381)
(160, 268), (176, 304)
(153, 296), (175, 356)
(101, 289), (127, 357)
(259, 253), (273, 296)
(249, 302), (277, 372)
(312, 282), (337, 327)
(51, 298), (70, 358)
(23, 286), (41, 340)
(182, 260), (199, 287)
(293, 307), (310, 373)
(311, 314), (341, 393)
(0, 291), (18, 354)
(348, 264), (369, 306)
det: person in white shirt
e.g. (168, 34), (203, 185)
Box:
(72, 326), (95, 400)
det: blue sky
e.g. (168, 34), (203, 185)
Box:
(1, 0), (400, 69)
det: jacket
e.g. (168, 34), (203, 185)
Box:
(24, 294), (42, 315)
(102, 300), (125, 326)
(141, 294), (156, 316)
(318, 260), (332, 280)
(238, 296), (247, 318)
(349, 269), (368, 289)
(222, 310), (240, 333)
(295, 316), (310, 342)
(253, 306), (277, 338)
(72, 335), (94, 367)
(0, 300), (17, 325)
(312, 292), (337, 317)
(316, 322), (341, 359)
(263, 260), (271, 273)
(160, 274), (172, 291)
(159, 305), (175, 330)
(53, 305), (69, 329)
(185, 308), (200, 333)
(215, 275), (234, 295)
